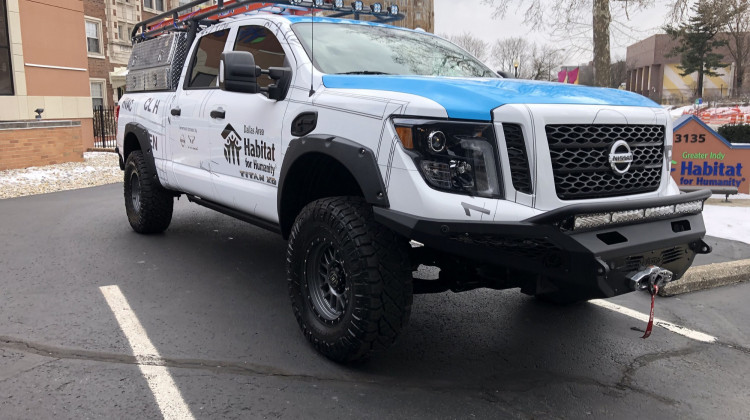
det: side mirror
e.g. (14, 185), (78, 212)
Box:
(266, 67), (293, 101)
(220, 51), (261, 94)
(497, 70), (512, 78)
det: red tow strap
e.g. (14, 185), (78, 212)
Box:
(641, 285), (658, 339)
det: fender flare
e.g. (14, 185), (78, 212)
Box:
(278, 134), (390, 218)
(124, 122), (162, 187)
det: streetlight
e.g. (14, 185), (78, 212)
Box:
(513, 58), (519, 78)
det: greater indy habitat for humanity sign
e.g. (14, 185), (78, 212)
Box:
(671, 115), (749, 194)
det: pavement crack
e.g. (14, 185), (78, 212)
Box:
(615, 346), (702, 406)
(0, 335), (330, 382)
(717, 341), (750, 355)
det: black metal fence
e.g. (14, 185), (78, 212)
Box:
(93, 106), (117, 148)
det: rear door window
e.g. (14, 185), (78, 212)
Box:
(187, 29), (230, 88)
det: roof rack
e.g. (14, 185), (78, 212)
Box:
(131, 0), (405, 43)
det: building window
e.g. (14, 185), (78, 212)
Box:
(1, 0), (14, 95)
(85, 18), (103, 56)
(118, 22), (131, 42)
(90, 80), (106, 108)
(144, 0), (164, 11)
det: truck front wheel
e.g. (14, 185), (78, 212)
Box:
(287, 197), (413, 362)
(123, 151), (173, 234)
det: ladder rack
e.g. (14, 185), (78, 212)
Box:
(131, 0), (405, 43)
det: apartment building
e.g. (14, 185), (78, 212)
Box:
(84, 0), (183, 107)
(0, 0), (94, 170)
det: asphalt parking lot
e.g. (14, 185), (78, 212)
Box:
(1, 184), (750, 419)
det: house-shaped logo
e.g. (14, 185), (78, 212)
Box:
(222, 124), (242, 165)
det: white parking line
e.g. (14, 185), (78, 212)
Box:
(100, 285), (196, 420)
(590, 299), (717, 343)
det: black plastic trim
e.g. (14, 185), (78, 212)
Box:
(290, 111), (318, 137)
(278, 134), (389, 213)
(187, 195), (281, 234)
(124, 122), (162, 187)
(374, 206), (708, 298)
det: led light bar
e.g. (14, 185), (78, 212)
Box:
(611, 209), (644, 224)
(574, 213), (612, 230)
(675, 200), (703, 214)
(572, 200), (704, 231)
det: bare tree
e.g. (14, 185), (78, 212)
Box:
(719, 0), (750, 95)
(491, 37), (533, 77)
(443, 32), (490, 63)
(529, 45), (567, 81)
(481, 0), (696, 87)
(610, 58), (628, 88)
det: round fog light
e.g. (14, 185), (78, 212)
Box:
(428, 130), (447, 152)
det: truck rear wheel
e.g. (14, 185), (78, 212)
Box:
(124, 151), (173, 234)
(287, 197), (412, 363)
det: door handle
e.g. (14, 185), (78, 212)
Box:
(170, 108), (181, 116)
(210, 109), (225, 119)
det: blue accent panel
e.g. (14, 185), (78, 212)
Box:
(322, 75), (661, 121)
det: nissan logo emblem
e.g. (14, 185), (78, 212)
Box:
(609, 140), (634, 175)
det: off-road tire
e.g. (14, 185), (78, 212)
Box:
(287, 197), (413, 363)
(124, 151), (173, 234)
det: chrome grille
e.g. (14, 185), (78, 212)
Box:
(545, 124), (664, 200)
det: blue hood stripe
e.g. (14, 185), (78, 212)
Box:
(322, 75), (659, 121)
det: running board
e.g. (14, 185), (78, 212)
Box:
(186, 194), (281, 234)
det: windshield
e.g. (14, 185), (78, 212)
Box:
(291, 22), (497, 78)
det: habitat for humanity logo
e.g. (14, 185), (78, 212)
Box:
(222, 124), (242, 165)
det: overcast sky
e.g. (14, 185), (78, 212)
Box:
(434, 0), (674, 66)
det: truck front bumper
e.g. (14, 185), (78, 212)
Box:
(374, 190), (712, 298)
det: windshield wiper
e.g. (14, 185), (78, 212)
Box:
(335, 71), (393, 75)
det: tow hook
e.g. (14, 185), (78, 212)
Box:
(627, 266), (673, 339)
(628, 266), (673, 291)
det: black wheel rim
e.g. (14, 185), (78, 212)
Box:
(130, 173), (141, 212)
(305, 238), (348, 322)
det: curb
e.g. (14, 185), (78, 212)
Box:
(660, 259), (750, 297)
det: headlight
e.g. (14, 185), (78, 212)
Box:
(393, 118), (501, 198)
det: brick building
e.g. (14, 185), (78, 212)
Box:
(0, 0), (94, 170)
(84, 0), (182, 108)
(390, 0), (434, 33)
(626, 34), (741, 104)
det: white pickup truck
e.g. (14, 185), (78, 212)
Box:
(116, 0), (711, 362)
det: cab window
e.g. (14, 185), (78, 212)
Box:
(187, 29), (229, 88)
(234, 26), (286, 88)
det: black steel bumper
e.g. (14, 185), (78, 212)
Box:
(374, 190), (712, 298)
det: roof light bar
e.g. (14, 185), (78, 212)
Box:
(132, 0), (405, 43)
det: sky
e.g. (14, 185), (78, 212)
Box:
(434, 0), (675, 67)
